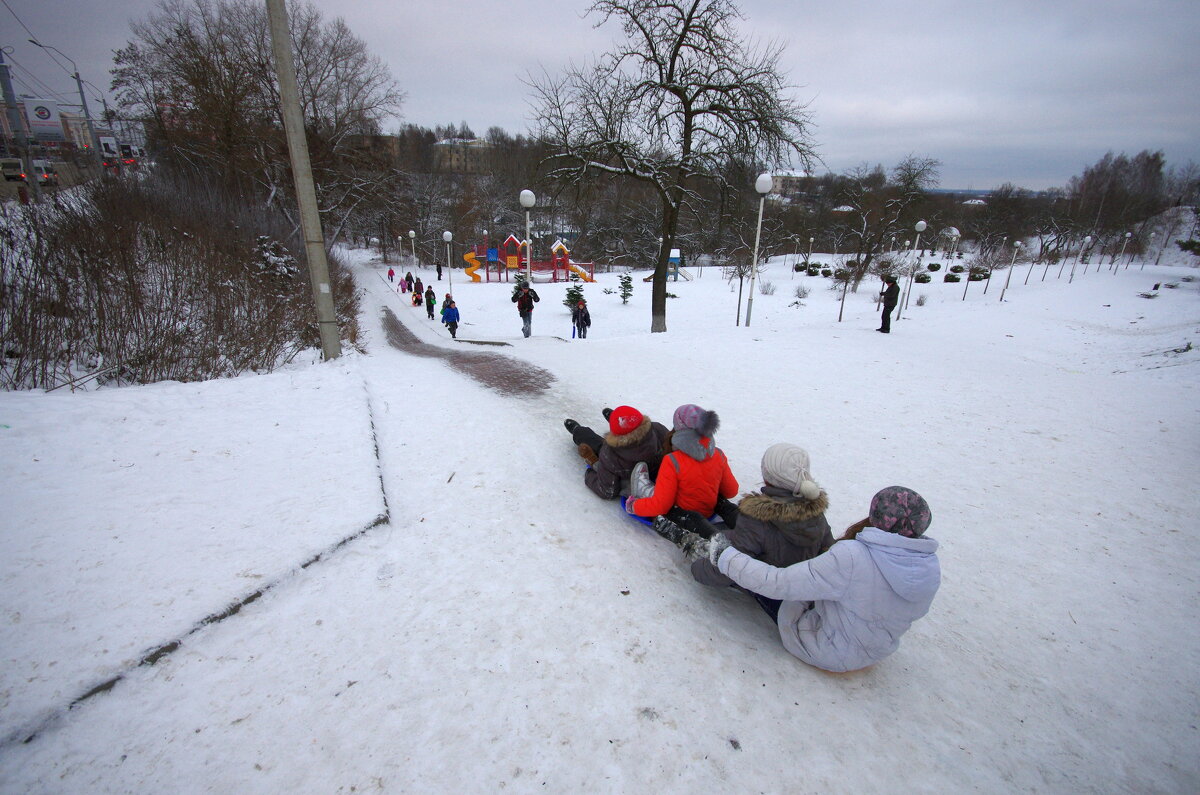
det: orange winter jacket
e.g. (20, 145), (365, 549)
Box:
(630, 440), (738, 518)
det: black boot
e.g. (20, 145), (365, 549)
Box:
(602, 407), (613, 421)
(564, 419), (580, 434)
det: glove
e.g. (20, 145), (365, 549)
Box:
(624, 495), (639, 514)
(577, 443), (599, 466)
(708, 533), (732, 566)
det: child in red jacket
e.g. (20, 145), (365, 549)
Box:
(625, 404), (738, 536)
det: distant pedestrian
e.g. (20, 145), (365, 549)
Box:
(442, 300), (460, 338)
(511, 283), (540, 338)
(436, 261), (443, 281)
(404, 272), (414, 293)
(572, 298), (592, 339)
(425, 286), (437, 319)
(387, 267), (395, 283)
(414, 277), (424, 297)
(879, 274), (900, 333)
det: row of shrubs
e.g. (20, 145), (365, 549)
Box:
(792, 262), (992, 283)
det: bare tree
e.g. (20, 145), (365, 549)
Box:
(113, 0), (402, 210)
(832, 155), (940, 290)
(529, 0), (814, 332)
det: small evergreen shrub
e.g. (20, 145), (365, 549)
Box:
(950, 265), (965, 273)
(944, 273), (962, 282)
(915, 273), (932, 283)
(926, 263), (941, 272)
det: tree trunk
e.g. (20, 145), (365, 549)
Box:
(651, 199), (681, 333)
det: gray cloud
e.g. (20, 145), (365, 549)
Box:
(4, 0), (1197, 190)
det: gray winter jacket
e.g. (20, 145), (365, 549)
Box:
(691, 489), (833, 586)
(717, 527), (940, 672)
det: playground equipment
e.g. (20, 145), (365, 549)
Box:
(462, 235), (595, 283)
(642, 249), (692, 281)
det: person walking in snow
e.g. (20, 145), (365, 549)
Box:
(441, 300), (460, 339)
(572, 298), (592, 339)
(879, 273), (900, 333)
(411, 286), (422, 307)
(424, 286), (437, 319)
(404, 272), (414, 293)
(563, 406), (670, 500)
(654, 486), (940, 673)
(512, 283), (540, 338)
(624, 404), (739, 537)
(387, 267), (395, 283)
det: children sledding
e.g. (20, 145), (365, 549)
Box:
(561, 402), (940, 672)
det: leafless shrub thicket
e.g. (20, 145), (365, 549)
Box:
(0, 173), (358, 390)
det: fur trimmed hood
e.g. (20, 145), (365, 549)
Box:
(604, 415), (655, 449)
(738, 490), (829, 525)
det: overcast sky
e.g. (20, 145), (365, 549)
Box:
(4, 0), (1198, 190)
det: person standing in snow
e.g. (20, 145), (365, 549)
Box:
(512, 283), (540, 338)
(404, 272), (414, 293)
(572, 298), (592, 339)
(387, 267), (395, 283)
(442, 300), (460, 339)
(424, 286), (437, 319)
(655, 486), (940, 673)
(624, 404), (739, 537)
(659, 443), (834, 588)
(879, 273), (900, 333)
(564, 406), (670, 500)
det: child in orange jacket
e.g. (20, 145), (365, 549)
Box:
(625, 404), (738, 534)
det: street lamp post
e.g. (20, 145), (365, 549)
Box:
(1000, 241), (1022, 301)
(408, 230), (416, 266)
(743, 173), (773, 327)
(443, 230), (453, 297)
(1114, 232), (1131, 273)
(1069, 236), (1091, 283)
(897, 220), (926, 320)
(28, 39), (103, 170)
(520, 189), (536, 284)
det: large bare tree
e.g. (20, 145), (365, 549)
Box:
(113, 0), (402, 207)
(530, 0), (814, 332)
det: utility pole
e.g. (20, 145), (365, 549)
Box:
(0, 52), (41, 201)
(266, 0), (341, 360)
(27, 39), (103, 171)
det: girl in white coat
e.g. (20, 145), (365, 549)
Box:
(656, 486), (940, 672)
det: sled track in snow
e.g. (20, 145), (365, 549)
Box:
(3, 387), (393, 752)
(380, 307), (555, 396)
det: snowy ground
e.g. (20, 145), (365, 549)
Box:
(2, 246), (1198, 793)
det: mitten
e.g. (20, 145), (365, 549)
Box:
(708, 533), (732, 566)
(577, 443), (599, 466)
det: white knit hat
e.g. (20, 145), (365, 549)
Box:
(760, 443), (821, 500)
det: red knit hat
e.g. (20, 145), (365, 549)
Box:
(609, 405), (643, 435)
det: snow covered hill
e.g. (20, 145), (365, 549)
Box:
(2, 249), (1198, 792)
